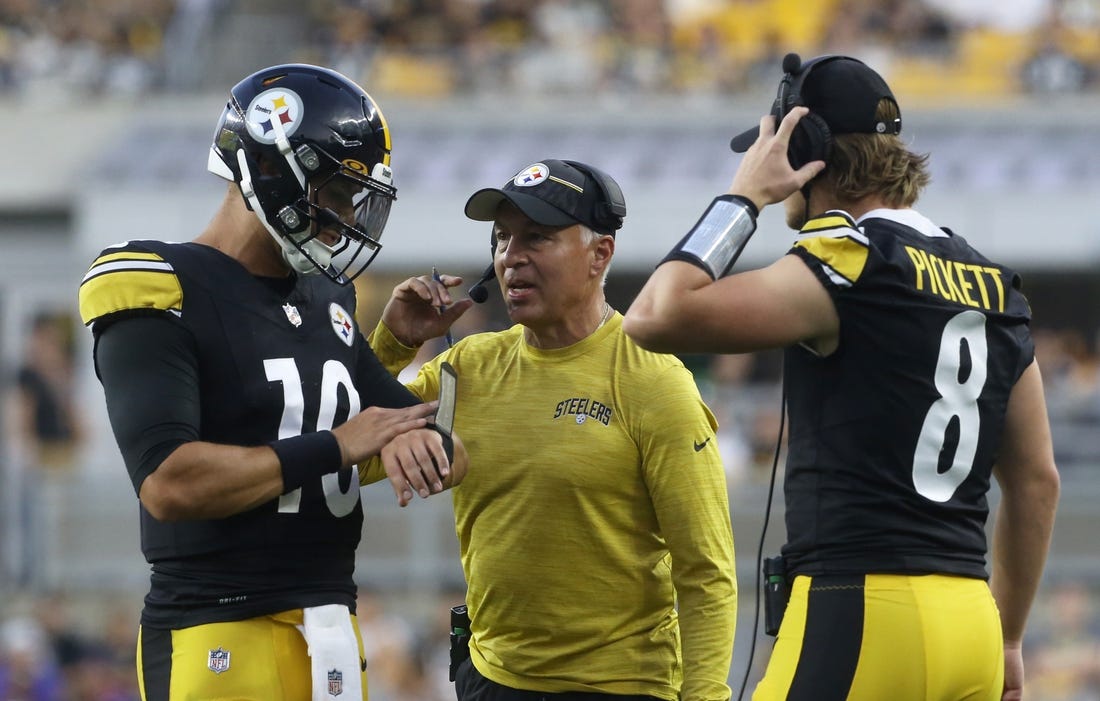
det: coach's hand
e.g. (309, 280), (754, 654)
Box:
(729, 107), (826, 211)
(382, 272), (474, 347)
(381, 428), (468, 507)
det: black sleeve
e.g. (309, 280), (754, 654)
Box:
(94, 315), (201, 494)
(353, 344), (451, 458)
(354, 334), (422, 409)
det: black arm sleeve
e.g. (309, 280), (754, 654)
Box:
(354, 336), (423, 409)
(94, 315), (201, 495)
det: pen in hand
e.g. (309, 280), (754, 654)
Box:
(432, 267), (455, 348)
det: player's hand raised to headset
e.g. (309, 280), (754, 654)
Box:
(729, 107), (827, 211)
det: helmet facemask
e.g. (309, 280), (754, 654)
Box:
(279, 152), (396, 283)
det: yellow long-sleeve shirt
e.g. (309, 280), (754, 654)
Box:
(367, 312), (737, 701)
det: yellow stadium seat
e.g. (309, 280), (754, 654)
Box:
(369, 52), (455, 98)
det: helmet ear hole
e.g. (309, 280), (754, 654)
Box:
(787, 112), (832, 170)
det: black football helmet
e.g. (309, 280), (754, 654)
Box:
(207, 63), (397, 283)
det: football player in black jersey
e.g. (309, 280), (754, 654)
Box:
(625, 54), (1059, 701)
(78, 64), (468, 701)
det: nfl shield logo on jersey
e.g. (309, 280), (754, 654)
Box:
(207, 647), (231, 674)
(327, 668), (343, 696)
(283, 303), (303, 327)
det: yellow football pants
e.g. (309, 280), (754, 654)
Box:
(754, 573), (1003, 701)
(136, 608), (368, 701)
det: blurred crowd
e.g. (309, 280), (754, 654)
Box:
(0, 0), (176, 96)
(1, 0), (1099, 100)
(0, 593), (137, 701)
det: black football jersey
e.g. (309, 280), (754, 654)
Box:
(79, 240), (418, 627)
(781, 209), (1034, 579)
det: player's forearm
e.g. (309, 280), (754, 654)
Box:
(990, 476), (1059, 643)
(139, 441), (284, 520)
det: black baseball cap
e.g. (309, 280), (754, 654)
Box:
(464, 159), (623, 236)
(729, 53), (901, 153)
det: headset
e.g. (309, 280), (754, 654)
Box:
(467, 160), (626, 303)
(773, 53), (837, 171)
(572, 159), (628, 234)
(773, 52), (903, 171)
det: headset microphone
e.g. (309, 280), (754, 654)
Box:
(467, 264), (496, 304)
(782, 52), (802, 75)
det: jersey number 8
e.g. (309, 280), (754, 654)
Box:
(912, 310), (988, 503)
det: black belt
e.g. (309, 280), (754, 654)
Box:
(457, 657), (662, 701)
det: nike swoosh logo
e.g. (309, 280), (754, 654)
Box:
(694, 437), (712, 452)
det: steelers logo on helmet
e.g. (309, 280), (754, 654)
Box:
(513, 163), (549, 188)
(245, 88), (304, 144)
(342, 158), (369, 174)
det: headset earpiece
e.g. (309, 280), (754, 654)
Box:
(562, 160), (626, 234)
(788, 111), (832, 170)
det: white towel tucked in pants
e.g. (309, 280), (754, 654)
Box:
(300, 604), (363, 700)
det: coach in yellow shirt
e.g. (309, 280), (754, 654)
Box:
(367, 159), (737, 701)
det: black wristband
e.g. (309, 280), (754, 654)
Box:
(270, 430), (343, 493)
(428, 424), (456, 463)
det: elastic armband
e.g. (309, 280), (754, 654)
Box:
(270, 430), (343, 493)
(661, 195), (759, 279)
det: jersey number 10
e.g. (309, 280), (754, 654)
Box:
(265, 357), (361, 517)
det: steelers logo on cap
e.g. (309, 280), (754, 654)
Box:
(513, 163), (549, 188)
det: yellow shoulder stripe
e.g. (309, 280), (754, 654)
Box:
(79, 251), (183, 325)
(794, 235), (869, 284)
(801, 213), (855, 233)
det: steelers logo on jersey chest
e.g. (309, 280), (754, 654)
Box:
(329, 303), (355, 346)
(553, 396), (613, 426)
